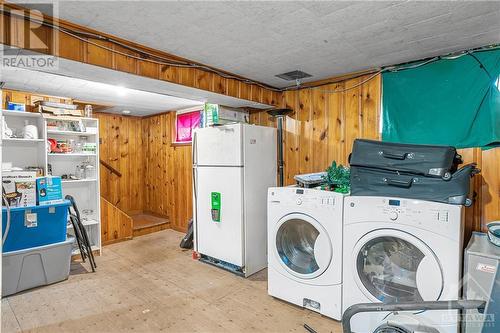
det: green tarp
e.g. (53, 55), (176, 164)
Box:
(382, 48), (500, 149)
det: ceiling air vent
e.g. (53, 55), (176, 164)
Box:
(275, 70), (312, 81)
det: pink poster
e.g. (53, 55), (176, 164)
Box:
(176, 111), (201, 142)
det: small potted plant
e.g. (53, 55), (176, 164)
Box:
(322, 161), (350, 193)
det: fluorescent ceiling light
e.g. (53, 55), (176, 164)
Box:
(115, 85), (128, 96)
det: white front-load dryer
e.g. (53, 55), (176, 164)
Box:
(342, 196), (464, 333)
(267, 187), (345, 320)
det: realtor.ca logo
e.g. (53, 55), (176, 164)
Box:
(1, 1), (59, 70)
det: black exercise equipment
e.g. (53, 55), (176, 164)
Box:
(179, 219), (194, 249)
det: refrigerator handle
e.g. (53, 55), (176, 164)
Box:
(192, 166), (198, 201)
(192, 164), (198, 251)
(192, 131), (197, 165)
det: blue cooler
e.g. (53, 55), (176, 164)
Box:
(2, 200), (70, 252)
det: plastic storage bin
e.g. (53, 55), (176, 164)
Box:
(2, 200), (70, 252)
(2, 237), (75, 296)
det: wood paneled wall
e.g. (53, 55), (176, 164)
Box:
(95, 113), (145, 215)
(142, 113), (193, 232)
(250, 74), (382, 183)
(98, 112), (193, 233)
(250, 74), (499, 237)
(0, 3), (279, 106)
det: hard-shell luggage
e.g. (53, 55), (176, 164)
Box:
(349, 139), (462, 180)
(350, 163), (479, 206)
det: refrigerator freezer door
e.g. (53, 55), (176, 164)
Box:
(195, 166), (244, 267)
(193, 124), (242, 166)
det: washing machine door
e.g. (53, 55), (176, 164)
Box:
(353, 229), (443, 304)
(274, 213), (333, 279)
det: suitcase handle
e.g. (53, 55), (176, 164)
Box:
(381, 150), (409, 160)
(384, 177), (413, 188)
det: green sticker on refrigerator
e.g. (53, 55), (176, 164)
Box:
(211, 192), (221, 222)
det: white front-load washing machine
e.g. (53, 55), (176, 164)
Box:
(342, 196), (464, 333)
(267, 187), (344, 320)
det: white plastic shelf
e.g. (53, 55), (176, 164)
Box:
(48, 153), (96, 157)
(47, 129), (97, 136)
(44, 114), (97, 122)
(1, 110), (42, 118)
(2, 138), (45, 143)
(67, 219), (99, 229)
(61, 178), (97, 184)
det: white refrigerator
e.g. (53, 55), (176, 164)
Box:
(192, 123), (276, 277)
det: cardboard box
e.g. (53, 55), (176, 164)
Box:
(36, 176), (63, 206)
(2, 171), (37, 207)
(202, 103), (249, 127)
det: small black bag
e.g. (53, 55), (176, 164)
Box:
(350, 163), (479, 206)
(350, 139), (462, 180)
(180, 219), (194, 249)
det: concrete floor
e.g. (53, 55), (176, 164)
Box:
(2, 230), (342, 332)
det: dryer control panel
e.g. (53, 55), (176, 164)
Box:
(380, 198), (453, 224)
(345, 196), (463, 240)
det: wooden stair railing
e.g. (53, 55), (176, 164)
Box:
(100, 196), (133, 245)
(100, 159), (122, 177)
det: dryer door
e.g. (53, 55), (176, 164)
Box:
(353, 229), (443, 304)
(274, 213), (333, 279)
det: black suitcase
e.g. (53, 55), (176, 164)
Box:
(349, 139), (462, 180)
(350, 164), (479, 206)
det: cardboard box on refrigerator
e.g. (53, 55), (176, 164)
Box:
(202, 103), (249, 127)
(2, 171), (37, 207)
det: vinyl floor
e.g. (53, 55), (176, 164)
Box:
(1, 230), (342, 332)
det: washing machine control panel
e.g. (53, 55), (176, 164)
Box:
(296, 189), (336, 208)
(269, 187), (339, 211)
(293, 195), (336, 208)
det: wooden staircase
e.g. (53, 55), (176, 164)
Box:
(131, 213), (170, 237)
(99, 159), (170, 243)
(101, 197), (133, 245)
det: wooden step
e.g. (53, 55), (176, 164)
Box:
(132, 213), (170, 237)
